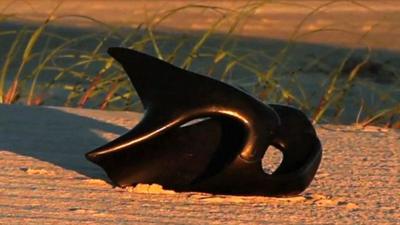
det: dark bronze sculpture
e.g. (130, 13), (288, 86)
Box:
(85, 47), (322, 196)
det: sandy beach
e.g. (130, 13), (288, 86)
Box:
(0, 104), (399, 224)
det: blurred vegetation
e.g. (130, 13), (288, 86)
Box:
(0, 0), (399, 127)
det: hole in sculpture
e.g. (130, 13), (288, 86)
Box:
(262, 146), (283, 175)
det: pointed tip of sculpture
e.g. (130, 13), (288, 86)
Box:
(107, 47), (125, 55)
(85, 144), (121, 163)
(85, 151), (100, 163)
(85, 151), (95, 160)
(107, 47), (131, 63)
(107, 47), (153, 64)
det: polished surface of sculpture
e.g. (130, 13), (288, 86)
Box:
(86, 47), (322, 196)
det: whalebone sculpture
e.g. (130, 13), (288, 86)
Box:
(85, 47), (322, 196)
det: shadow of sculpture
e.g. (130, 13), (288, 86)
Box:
(0, 104), (129, 180)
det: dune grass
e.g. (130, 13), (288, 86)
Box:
(0, 0), (399, 127)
